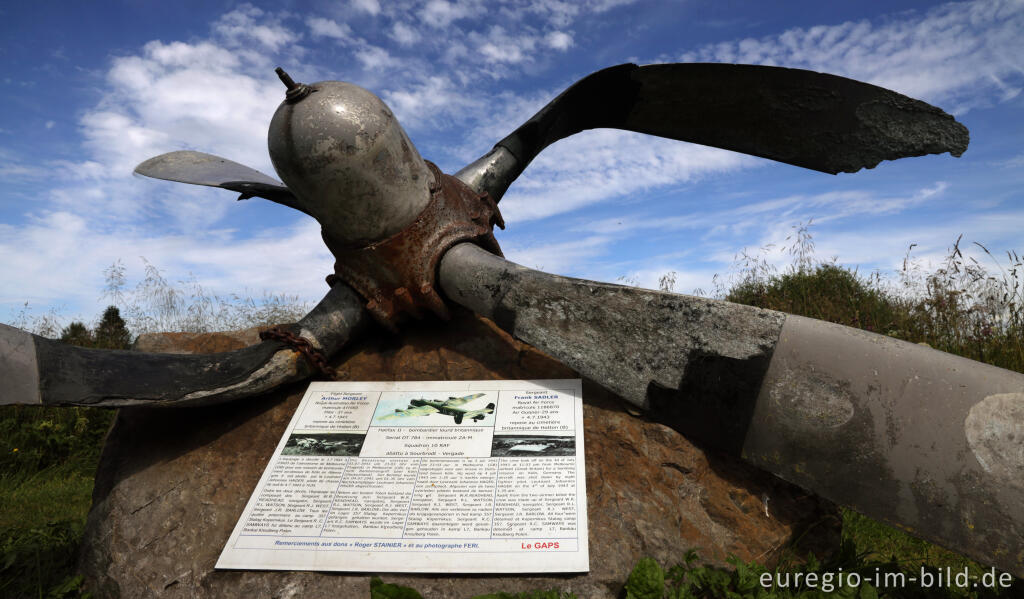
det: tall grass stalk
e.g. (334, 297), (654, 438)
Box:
(103, 258), (311, 335)
(1, 261), (310, 597)
(723, 225), (1023, 373)
(3, 238), (1022, 597)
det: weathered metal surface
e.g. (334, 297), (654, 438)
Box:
(4, 282), (369, 407)
(268, 77), (433, 246)
(621, 63), (969, 173)
(460, 63), (968, 202)
(325, 162), (503, 330)
(258, 326), (341, 379)
(133, 150), (307, 215)
(0, 323), (42, 405)
(743, 314), (1024, 577)
(438, 242), (785, 453)
(452, 145), (520, 203)
(275, 67), (314, 103)
(12, 62), (1010, 573)
(439, 244), (1024, 578)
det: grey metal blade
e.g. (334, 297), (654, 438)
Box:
(456, 63), (969, 201)
(0, 282), (369, 407)
(135, 151), (310, 216)
(438, 242), (1024, 577)
(135, 150), (284, 187)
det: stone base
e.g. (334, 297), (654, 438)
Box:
(81, 309), (837, 598)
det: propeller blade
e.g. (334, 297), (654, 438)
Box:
(456, 63), (969, 200)
(134, 151), (311, 216)
(438, 242), (1024, 578)
(0, 282), (369, 408)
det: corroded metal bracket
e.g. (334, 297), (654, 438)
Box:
(324, 161), (504, 331)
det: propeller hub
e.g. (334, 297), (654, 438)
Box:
(268, 72), (433, 247)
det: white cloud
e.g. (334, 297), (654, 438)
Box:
(503, 190), (1024, 296)
(0, 157), (49, 179)
(382, 76), (482, 129)
(390, 22), (421, 46)
(307, 17), (353, 41)
(545, 31), (573, 51)
(474, 26), (538, 64)
(526, 1), (580, 27)
(44, 121), (55, 130)
(676, 0), (1024, 110)
(499, 130), (761, 223)
(996, 154), (1024, 169)
(95, 41), (284, 175)
(6, 0), (1021, 323)
(576, 183), (950, 242)
(502, 234), (613, 272)
(355, 44), (401, 70)
(212, 4), (296, 52)
(0, 212), (332, 324)
(589, 0), (639, 11)
(0, 6), (319, 320)
(420, 0), (482, 28)
(352, 0), (382, 15)
(617, 266), (720, 296)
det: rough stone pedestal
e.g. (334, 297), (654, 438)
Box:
(80, 309), (837, 598)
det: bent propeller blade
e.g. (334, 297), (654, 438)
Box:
(438, 242), (1024, 578)
(456, 63), (969, 200)
(0, 282), (369, 408)
(135, 150), (310, 216)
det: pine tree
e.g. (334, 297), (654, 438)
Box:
(59, 321), (94, 347)
(93, 306), (132, 349)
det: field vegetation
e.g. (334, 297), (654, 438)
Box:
(2, 235), (1022, 598)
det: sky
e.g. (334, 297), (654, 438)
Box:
(1, 0), (1022, 328)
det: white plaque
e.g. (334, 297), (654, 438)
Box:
(216, 379), (588, 573)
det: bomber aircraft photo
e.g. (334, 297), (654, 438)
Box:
(378, 392), (495, 425)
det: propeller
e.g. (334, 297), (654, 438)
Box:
(0, 282), (369, 407)
(456, 63), (969, 201)
(437, 242), (1024, 576)
(4, 62), (1016, 577)
(135, 150), (311, 216)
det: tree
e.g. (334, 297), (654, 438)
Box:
(59, 321), (94, 347)
(93, 306), (132, 349)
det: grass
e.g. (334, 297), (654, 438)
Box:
(3, 237), (1023, 597)
(0, 258), (311, 598)
(719, 225), (1023, 372)
(0, 406), (113, 599)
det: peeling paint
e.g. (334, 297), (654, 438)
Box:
(177, 351), (306, 405)
(767, 368), (855, 429)
(965, 393), (1024, 490)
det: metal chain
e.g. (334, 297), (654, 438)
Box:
(259, 326), (339, 380)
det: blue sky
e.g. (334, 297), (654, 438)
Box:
(1, 0), (1022, 326)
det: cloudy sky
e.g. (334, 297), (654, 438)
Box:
(1, 0), (1022, 326)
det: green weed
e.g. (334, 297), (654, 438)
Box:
(368, 576), (578, 598)
(3, 234), (1023, 597)
(619, 546), (1021, 599)
(722, 226), (1023, 373)
(0, 459), (98, 598)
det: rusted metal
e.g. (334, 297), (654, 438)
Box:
(13, 61), (1013, 576)
(0, 281), (370, 408)
(324, 161), (504, 331)
(259, 326), (338, 379)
